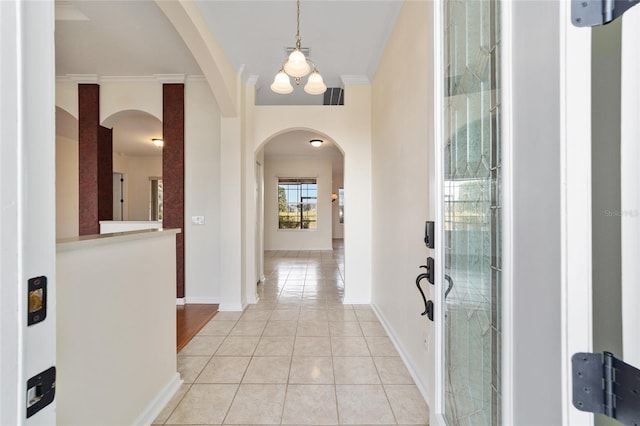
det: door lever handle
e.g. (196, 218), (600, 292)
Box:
(415, 273), (430, 316)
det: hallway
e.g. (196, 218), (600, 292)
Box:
(153, 242), (429, 425)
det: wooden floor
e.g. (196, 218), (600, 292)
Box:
(176, 304), (218, 352)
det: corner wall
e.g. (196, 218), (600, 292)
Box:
(370, 0), (434, 407)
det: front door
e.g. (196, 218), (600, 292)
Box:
(441, 0), (502, 424)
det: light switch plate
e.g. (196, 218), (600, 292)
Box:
(191, 216), (205, 225)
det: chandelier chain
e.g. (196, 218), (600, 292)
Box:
(295, 0), (301, 48)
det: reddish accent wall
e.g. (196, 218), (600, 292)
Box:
(98, 126), (113, 221)
(162, 84), (185, 298)
(78, 84), (100, 236)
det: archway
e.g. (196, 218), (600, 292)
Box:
(254, 128), (345, 300)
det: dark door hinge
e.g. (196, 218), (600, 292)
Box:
(572, 352), (640, 425)
(572, 0), (640, 27)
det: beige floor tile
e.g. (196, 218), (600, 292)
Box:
(240, 310), (273, 322)
(299, 309), (329, 322)
(296, 321), (330, 337)
(224, 384), (286, 424)
(213, 311), (244, 321)
(254, 336), (295, 356)
(366, 336), (399, 356)
(166, 384), (238, 424)
(374, 357), (414, 384)
(269, 309), (300, 321)
(229, 320), (267, 336)
(242, 356), (291, 383)
(359, 321), (388, 337)
(281, 385), (338, 425)
(335, 384), (395, 425)
(355, 309), (378, 322)
(329, 321), (363, 337)
(196, 356), (251, 383)
(179, 335), (225, 356)
(262, 320), (298, 336)
(153, 383), (190, 424)
(384, 384), (430, 425)
(331, 336), (371, 356)
(294, 336), (332, 356)
(198, 320), (237, 336)
(333, 356), (380, 384)
(216, 336), (260, 356)
(177, 356), (210, 383)
(289, 356), (334, 384)
(327, 309), (358, 322)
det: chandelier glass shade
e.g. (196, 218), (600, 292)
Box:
(271, 0), (327, 95)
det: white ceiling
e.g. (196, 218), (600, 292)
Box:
(263, 130), (344, 175)
(55, 0), (402, 157)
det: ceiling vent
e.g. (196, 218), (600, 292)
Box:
(323, 88), (344, 106)
(285, 47), (310, 57)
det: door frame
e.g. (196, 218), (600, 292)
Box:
(433, 0), (594, 423)
(0, 1), (57, 424)
(559, 0), (594, 424)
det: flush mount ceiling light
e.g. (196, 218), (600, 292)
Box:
(152, 138), (164, 147)
(310, 139), (323, 147)
(270, 0), (327, 95)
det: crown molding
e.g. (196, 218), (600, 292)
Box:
(186, 75), (207, 83)
(340, 75), (370, 85)
(154, 74), (186, 84)
(100, 75), (157, 83)
(66, 74), (99, 84)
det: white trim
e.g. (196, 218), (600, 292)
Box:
(154, 73), (186, 84)
(99, 75), (158, 83)
(218, 303), (246, 312)
(66, 73), (98, 84)
(184, 296), (220, 304)
(500, 0), (514, 423)
(559, 0), (594, 424)
(370, 305), (437, 419)
(132, 373), (183, 426)
(431, 0), (446, 425)
(620, 5), (640, 368)
(340, 75), (370, 85)
(342, 297), (371, 305)
(175, 298), (185, 306)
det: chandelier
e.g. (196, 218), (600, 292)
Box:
(270, 0), (327, 95)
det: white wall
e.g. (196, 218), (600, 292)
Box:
(56, 231), (180, 425)
(56, 136), (79, 238)
(184, 79), (222, 303)
(370, 0), (434, 411)
(264, 157), (333, 251)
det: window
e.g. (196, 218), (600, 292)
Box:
(150, 178), (163, 221)
(278, 178), (317, 229)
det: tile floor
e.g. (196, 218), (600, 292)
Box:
(154, 243), (430, 425)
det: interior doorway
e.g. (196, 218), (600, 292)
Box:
(113, 172), (125, 220)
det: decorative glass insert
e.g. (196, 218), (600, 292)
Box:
(443, 0), (502, 424)
(278, 178), (318, 229)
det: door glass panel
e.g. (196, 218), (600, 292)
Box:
(443, 0), (501, 424)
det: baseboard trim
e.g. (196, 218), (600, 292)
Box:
(370, 303), (432, 408)
(133, 372), (183, 426)
(218, 302), (246, 312)
(175, 298), (185, 306)
(184, 296), (220, 304)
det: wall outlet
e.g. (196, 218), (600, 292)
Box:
(191, 215), (205, 225)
